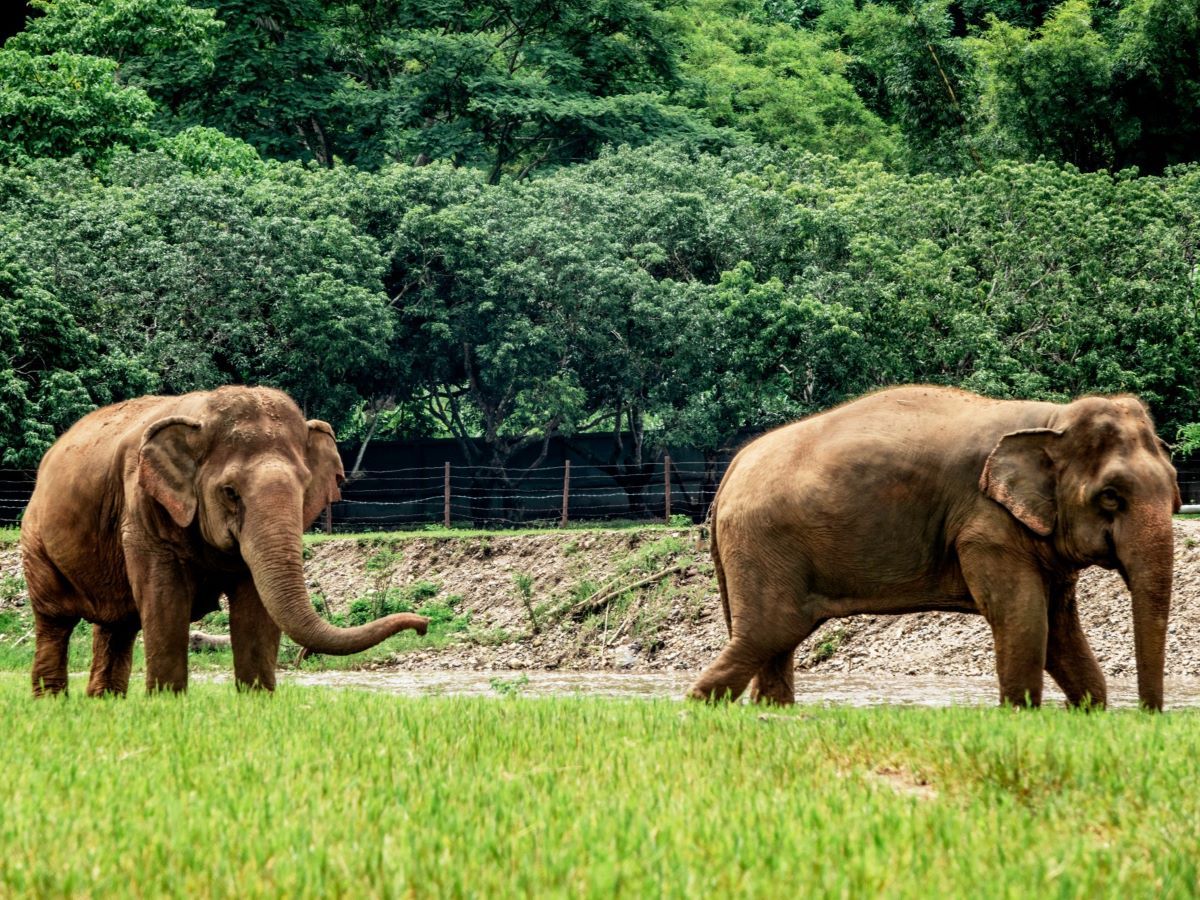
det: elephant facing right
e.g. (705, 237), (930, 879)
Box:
(689, 386), (1181, 710)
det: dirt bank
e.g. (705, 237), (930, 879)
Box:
(4, 521), (1200, 678)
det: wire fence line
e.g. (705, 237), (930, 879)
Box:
(0, 457), (731, 531)
(328, 457), (726, 530)
(5, 460), (1200, 531)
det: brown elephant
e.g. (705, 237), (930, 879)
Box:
(689, 386), (1180, 710)
(20, 386), (428, 697)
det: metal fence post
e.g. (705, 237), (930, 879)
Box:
(561, 459), (570, 527)
(663, 454), (672, 523)
(444, 462), (451, 528)
(324, 503), (332, 535)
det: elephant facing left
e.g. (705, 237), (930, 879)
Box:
(20, 386), (429, 697)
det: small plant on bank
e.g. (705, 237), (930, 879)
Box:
(489, 673), (530, 697)
(466, 626), (515, 647)
(514, 572), (538, 633)
(199, 610), (230, 632)
(0, 574), (24, 604)
(570, 579), (598, 605)
(623, 535), (687, 575)
(416, 594), (470, 633)
(806, 627), (850, 666)
(365, 547), (402, 571)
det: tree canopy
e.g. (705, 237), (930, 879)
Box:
(1, 0), (1198, 468)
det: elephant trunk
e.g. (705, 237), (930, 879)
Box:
(1118, 507), (1174, 711)
(240, 489), (427, 655)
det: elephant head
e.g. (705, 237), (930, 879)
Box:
(137, 387), (426, 654)
(982, 396), (1180, 709)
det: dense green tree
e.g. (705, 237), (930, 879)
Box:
(0, 162), (156, 465)
(9, 0), (220, 115)
(0, 49), (157, 165)
(809, 158), (1200, 420)
(326, 0), (718, 177)
(671, 0), (899, 163)
(1110, 0), (1200, 173)
(180, 0), (341, 164)
(0, 154), (396, 453)
(972, 0), (1120, 169)
(838, 1), (982, 172)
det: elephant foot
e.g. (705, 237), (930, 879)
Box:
(685, 684), (740, 703)
(32, 677), (69, 698)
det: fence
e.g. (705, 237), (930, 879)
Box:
(5, 451), (1200, 532)
(328, 456), (726, 530)
(0, 455), (730, 531)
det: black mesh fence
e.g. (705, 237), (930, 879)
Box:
(331, 458), (727, 530)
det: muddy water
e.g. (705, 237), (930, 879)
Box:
(267, 670), (1200, 708)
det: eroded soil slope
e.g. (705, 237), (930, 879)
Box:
(4, 522), (1200, 676)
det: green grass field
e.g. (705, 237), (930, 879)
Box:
(1, 677), (1197, 897)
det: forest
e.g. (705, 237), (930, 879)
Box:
(2, 0), (1199, 470)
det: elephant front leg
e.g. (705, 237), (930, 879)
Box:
(1045, 581), (1106, 709)
(87, 619), (140, 697)
(229, 579), (281, 691)
(127, 550), (195, 694)
(961, 548), (1049, 708)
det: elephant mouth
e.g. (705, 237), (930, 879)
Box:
(1103, 530), (1128, 579)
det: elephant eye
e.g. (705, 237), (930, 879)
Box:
(1097, 487), (1122, 512)
(222, 485), (240, 504)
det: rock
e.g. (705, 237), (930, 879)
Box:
(188, 631), (232, 653)
(613, 644), (639, 669)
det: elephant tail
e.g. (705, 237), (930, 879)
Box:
(708, 500), (732, 637)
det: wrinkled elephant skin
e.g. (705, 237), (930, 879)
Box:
(21, 386), (429, 697)
(689, 386), (1180, 710)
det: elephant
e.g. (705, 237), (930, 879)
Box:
(20, 386), (429, 697)
(689, 385), (1180, 710)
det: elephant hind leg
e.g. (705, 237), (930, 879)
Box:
(749, 648), (798, 706)
(87, 619), (139, 697)
(32, 611), (79, 697)
(689, 606), (818, 704)
(688, 637), (762, 702)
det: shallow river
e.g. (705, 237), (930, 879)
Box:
(251, 670), (1200, 708)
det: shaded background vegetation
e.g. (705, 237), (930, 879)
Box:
(1, 0), (1198, 470)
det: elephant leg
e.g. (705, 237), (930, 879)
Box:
(128, 551), (194, 694)
(229, 579), (281, 691)
(86, 619), (139, 697)
(1045, 581), (1106, 709)
(961, 549), (1048, 708)
(688, 636), (768, 702)
(689, 601), (817, 704)
(749, 648), (798, 706)
(31, 611), (79, 697)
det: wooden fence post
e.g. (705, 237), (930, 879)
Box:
(324, 503), (332, 535)
(663, 454), (672, 523)
(444, 462), (451, 528)
(561, 459), (570, 527)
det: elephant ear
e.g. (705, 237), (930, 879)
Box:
(303, 419), (344, 526)
(979, 428), (1064, 537)
(1155, 437), (1183, 513)
(139, 416), (204, 528)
